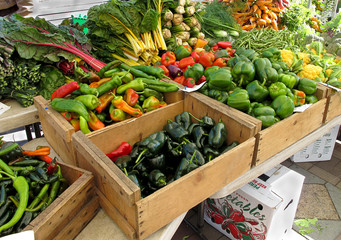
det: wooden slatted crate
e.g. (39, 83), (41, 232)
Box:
(72, 92), (258, 240)
(324, 88), (341, 123)
(34, 91), (184, 166)
(23, 162), (99, 240)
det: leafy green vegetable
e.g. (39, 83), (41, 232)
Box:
(38, 65), (65, 100)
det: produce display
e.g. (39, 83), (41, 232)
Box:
(107, 111), (239, 197)
(0, 0), (341, 237)
(0, 138), (67, 237)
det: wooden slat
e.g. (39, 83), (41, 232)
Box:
(325, 91), (341, 123)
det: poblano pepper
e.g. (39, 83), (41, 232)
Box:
(135, 131), (166, 164)
(182, 143), (205, 166)
(175, 112), (192, 130)
(208, 120), (227, 149)
(191, 125), (207, 149)
(148, 169), (167, 188)
(164, 120), (189, 142)
(227, 89), (251, 113)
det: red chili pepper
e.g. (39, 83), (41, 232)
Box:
(60, 111), (72, 121)
(196, 75), (206, 85)
(88, 110), (105, 131)
(158, 65), (170, 77)
(51, 81), (80, 100)
(183, 78), (196, 88)
(124, 88), (139, 106)
(106, 142), (132, 162)
(179, 56), (196, 69)
(173, 61), (180, 68)
(161, 51), (176, 67)
(173, 76), (186, 85)
(38, 155), (58, 175)
(199, 52), (215, 68)
(217, 41), (232, 49)
(191, 51), (201, 63)
(228, 222), (242, 239)
(212, 57), (229, 67)
(230, 210), (245, 223)
(212, 44), (219, 51)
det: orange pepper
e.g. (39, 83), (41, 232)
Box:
(70, 118), (80, 131)
(112, 96), (143, 117)
(89, 78), (112, 88)
(22, 146), (51, 156)
(88, 110), (105, 131)
(95, 89), (115, 113)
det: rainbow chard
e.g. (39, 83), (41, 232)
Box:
(0, 14), (106, 71)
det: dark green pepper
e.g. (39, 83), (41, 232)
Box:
(208, 120), (227, 149)
(148, 169), (167, 188)
(246, 80), (269, 102)
(220, 141), (239, 154)
(184, 63), (204, 81)
(174, 157), (198, 180)
(271, 95), (295, 119)
(182, 142), (206, 166)
(232, 61), (256, 87)
(227, 89), (251, 113)
(175, 112), (192, 130)
(147, 154), (166, 171)
(164, 120), (190, 142)
(0, 142), (23, 163)
(191, 125), (207, 149)
(297, 78), (317, 95)
(208, 89), (228, 103)
(262, 47), (282, 62)
(135, 131), (167, 163)
(203, 146), (220, 162)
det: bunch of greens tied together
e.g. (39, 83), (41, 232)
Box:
(114, 112), (239, 197)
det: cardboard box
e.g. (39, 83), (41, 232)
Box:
(72, 92), (258, 239)
(23, 162), (99, 240)
(204, 164), (305, 240)
(34, 91), (184, 166)
(290, 124), (340, 162)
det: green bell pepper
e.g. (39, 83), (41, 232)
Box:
(227, 89), (251, 113)
(232, 61), (256, 87)
(297, 78), (317, 95)
(237, 48), (259, 61)
(246, 80), (269, 102)
(252, 106), (276, 128)
(227, 55), (251, 68)
(207, 68), (235, 91)
(208, 89), (229, 103)
(262, 47), (282, 62)
(254, 58), (278, 86)
(214, 49), (230, 59)
(271, 63), (283, 74)
(204, 66), (220, 77)
(268, 82), (288, 99)
(271, 95), (295, 119)
(175, 112), (192, 130)
(305, 95), (319, 104)
(184, 63), (204, 81)
(174, 45), (191, 60)
(278, 73), (296, 89)
(278, 62), (289, 72)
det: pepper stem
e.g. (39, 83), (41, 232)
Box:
(238, 76), (244, 87)
(187, 112), (202, 123)
(135, 148), (147, 164)
(189, 150), (198, 164)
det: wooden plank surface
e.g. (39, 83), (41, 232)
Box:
(0, 99), (39, 133)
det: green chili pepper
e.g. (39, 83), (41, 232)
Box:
(97, 60), (122, 78)
(132, 65), (170, 79)
(138, 88), (164, 101)
(112, 71), (134, 83)
(116, 79), (145, 94)
(79, 116), (91, 134)
(103, 67), (121, 77)
(0, 142), (21, 161)
(141, 78), (179, 92)
(120, 64), (155, 79)
(79, 83), (99, 97)
(50, 98), (90, 121)
(74, 94), (100, 110)
(96, 74), (123, 97)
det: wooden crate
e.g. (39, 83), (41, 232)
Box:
(195, 85), (329, 166)
(23, 162), (99, 240)
(33, 91), (184, 166)
(324, 89), (341, 123)
(72, 92), (257, 240)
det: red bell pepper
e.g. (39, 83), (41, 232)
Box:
(173, 61), (180, 68)
(191, 51), (201, 63)
(217, 41), (232, 49)
(179, 56), (196, 69)
(161, 51), (176, 67)
(124, 88), (139, 106)
(196, 75), (206, 85)
(106, 142), (132, 162)
(212, 57), (229, 67)
(183, 78), (196, 88)
(212, 44), (219, 51)
(174, 76), (186, 85)
(158, 65), (170, 77)
(199, 52), (215, 68)
(50, 81), (79, 100)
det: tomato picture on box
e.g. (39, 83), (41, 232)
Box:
(204, 165), (305, 240)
